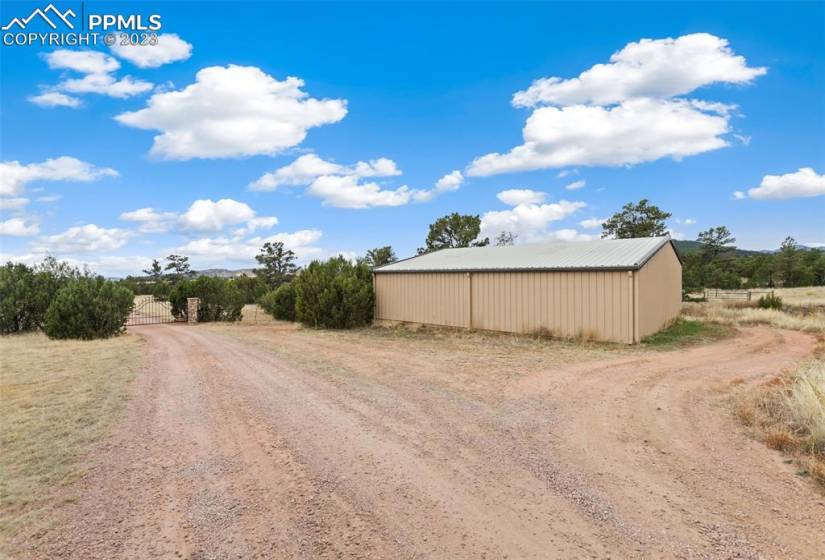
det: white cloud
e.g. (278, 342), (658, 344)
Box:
(0, 157), (117, 197)
(675, 217), (697, 225)
(232, 216), (280, 236)
(249, 153), (399, 191)
(43, 50), (121, 74)
(177, 199), (280, 233)
(36, 195), (62, 203)
(480, 198), (587, 242)
(58, 73), (153, 98)
(557, 169), (578, 178)
(116, 65), (347, 160)
(411, 170), (464, 203)
(179, 199), (257, 231)
(119, 207), (178, 233)
(469, 33), (764, 177)
(0, 252), (155, 278)
(120, 199), (279, 235)
(27, 91), (81, 108)
(496, 189), (547, 206)
(434, 170), (464, 191)
(0, 218), (39, 236)
(737, 167), (825, 200)
(579, 217), (606, 229)
(110, 33), (193, 68)
(176, 229), (324, 263)
(307, 175), (412, 208)
(39, 49), (153, 99)
(0, 197), (30, 211)
(32, 224), (132, 253)
(512, 33), (766, 108)
(468, 98), (730, 176)
(565, 179), (586, 191)
(250, 153), (449, 208)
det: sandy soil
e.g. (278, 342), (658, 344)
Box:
(14, 324), (825, 559)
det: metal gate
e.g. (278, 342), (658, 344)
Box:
(126, 296), (183, 326)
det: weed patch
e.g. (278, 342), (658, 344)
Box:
(642, 318), (733, 348)
(735, 359), (825, 488)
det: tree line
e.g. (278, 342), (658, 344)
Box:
(599, 199), (825, 291)
(126, 202), (825, 303)
(5, 199), (819, 339)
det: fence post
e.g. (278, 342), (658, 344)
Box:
(187, 298), (199, 324)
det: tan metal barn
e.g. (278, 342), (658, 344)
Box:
(373, 236), (682, 343)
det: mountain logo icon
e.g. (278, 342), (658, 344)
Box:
(2, 3), (76, 31)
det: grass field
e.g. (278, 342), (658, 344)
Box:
(0, 333), (142, 545)
(683, 301), (825, 334)
(774, 286), (825, 306)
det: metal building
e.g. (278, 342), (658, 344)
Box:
(373, 236), (682, 343)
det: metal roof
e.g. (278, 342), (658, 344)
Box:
(374, 236), (673, 273)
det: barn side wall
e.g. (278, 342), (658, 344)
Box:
(636, 243), (683, 339)
(374, 268), (638, 343)
(468, 270), (634, 343)
(373, 272), (470, 328)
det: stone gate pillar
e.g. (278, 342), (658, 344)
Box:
(187, 298), (200, 324)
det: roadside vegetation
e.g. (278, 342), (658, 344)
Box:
(735, 356), (825, 488)
(0, 257), (133, 340)
(683, 301), (825, 335)
(642, 317), (733, 348)
(0, 333), (142, 543)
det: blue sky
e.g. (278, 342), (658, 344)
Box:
(1, 1), (823, 276)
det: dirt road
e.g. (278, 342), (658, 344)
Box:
(20, 325), (825, 559)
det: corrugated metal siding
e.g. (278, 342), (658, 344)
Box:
(374, 272), (469, 328)
(637, 243), (683, 339)
(376, 236), (670, 273)
(469, 270), (633, 342)
(374, 243), (681, 343)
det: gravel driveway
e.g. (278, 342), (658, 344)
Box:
(19, 324), (825, 559)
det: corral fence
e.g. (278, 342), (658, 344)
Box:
(703, 288), (774, 302)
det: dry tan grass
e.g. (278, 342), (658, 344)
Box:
(683, 302), (825, 334)
(735, 358), (825, 487)
(239, 304), (280, 324)
(774, 286), (825, 306)
(0, 333), (142, 542)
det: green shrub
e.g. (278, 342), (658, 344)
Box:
(758, 293), (784, 310)
(0, 258), (85, 334)
(293, 257), (374, 329)
(169, 276), (244, 322)
(151, 280), (172, 301)
(0, 263), (48, 334)
(260, 283), (297, 321)
(234, 274), (267, 304)
(44, 277), (134, 340)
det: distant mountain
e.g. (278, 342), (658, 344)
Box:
(193, 268), (257, 278)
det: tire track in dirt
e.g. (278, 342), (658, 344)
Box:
(513, 327), (825, 558)
(179, 327), (616, 559)
(17, 324), (825, 559)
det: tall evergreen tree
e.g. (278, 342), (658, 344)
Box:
(601, 199), (671, 239)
